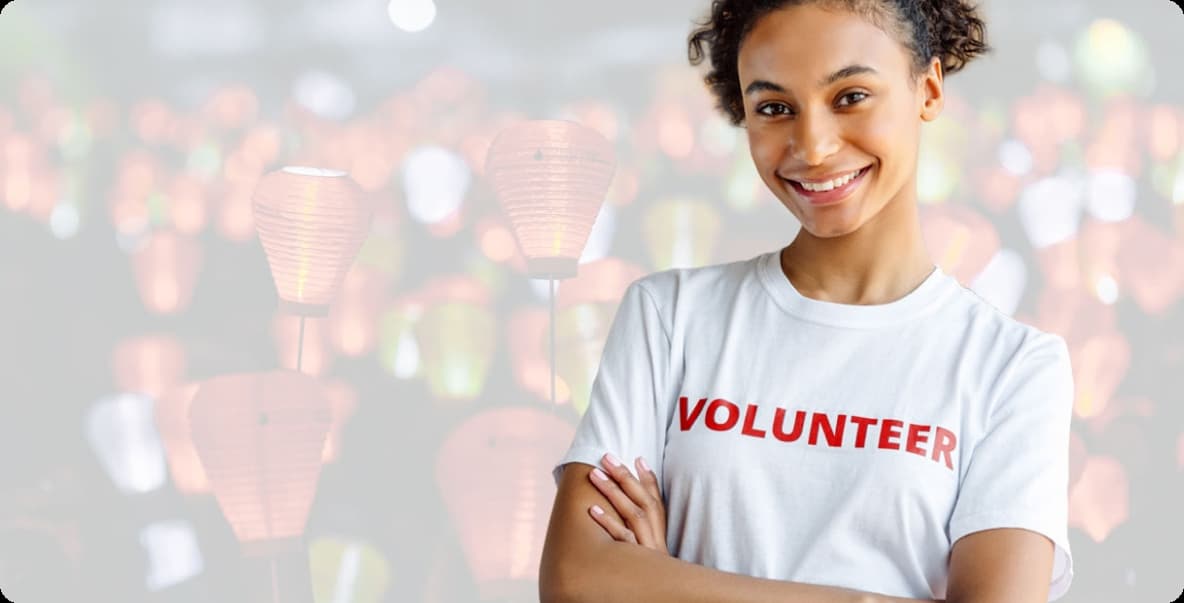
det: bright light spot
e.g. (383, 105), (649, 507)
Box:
(1094, 273), (1119, 305)
(1016, 176), (1083, 248)
(87, 393), (168, 494)
(50, 203), (81, 239)
(579, 203), (616, 264)
(392, 332), (419, 379)
(141, 521), (204, 591)
(387, 0), (436, 33)
(699, 116), (738, 157)
(968, 248), (1027, 316)
(403, 146), (470, 224)
(293, 71), (356, 121)
(1085, 169), (1136, 222)
(998, 139), (1033, 176)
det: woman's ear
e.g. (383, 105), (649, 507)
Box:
(919, 57), (944, 122)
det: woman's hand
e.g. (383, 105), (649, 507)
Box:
(586, 452), (670, 556)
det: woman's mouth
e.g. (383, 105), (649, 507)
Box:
(783, 165), (872, 206)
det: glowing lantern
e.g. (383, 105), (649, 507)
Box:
(484, 120), (616, 279)
(641, 198), (720, 270)
(554, 258), (646, 414)
(252, 166), (374, 316)
(435, 406), (575, 599)
(1068, 455), (1129, 542)
(308, 538), (391, 603)
(152, 383), (210, 494)
(111, 334), (186, 400)
(188, 370), (333, 554)
(414, 276), (494, 402)
(86, 393), (168, 495)
(131, 230), (203, 315)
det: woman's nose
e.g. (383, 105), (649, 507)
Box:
(789, 112), (841, 166)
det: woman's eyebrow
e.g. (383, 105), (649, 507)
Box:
(743, 64), (879, 97)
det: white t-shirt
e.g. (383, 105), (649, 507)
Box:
(551, 247), (1075, 601)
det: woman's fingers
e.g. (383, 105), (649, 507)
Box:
(634, 456), (663, 507)
(588, 504), (638, 544)
(589, 453), (662, 547)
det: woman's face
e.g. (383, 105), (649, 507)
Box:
(737, 4), (943, 238)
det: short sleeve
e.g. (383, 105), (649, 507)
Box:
(550, 280), (673, 491)
(948, 332), (1076, 601)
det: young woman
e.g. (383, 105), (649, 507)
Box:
(541, 1), (1076, 602)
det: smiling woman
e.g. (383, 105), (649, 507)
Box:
(542, 2), (1079, 603)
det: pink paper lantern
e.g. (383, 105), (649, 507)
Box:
(435, 406), (575, 599)
(484, 120), (616, 279)
(252, 167), (374, 316)
(188, 370), (333, 555)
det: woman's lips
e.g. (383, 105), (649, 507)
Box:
(783, 165), (871, 206)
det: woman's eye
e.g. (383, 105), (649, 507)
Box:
(838, 92), (869, 106)
(757, 103), (790, 116)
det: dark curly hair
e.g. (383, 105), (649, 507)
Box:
(687, 0), (991, 126)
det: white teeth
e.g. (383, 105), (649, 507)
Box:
(796, 168), (862, 192)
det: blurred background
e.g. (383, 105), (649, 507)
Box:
(0, 0), (1182, 601)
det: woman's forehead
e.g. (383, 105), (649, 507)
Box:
(738, 6), (905, 86)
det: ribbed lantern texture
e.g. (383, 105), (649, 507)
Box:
(435, 406), (575, 599)
(252, 167), (373, 316)
(484, 120), (616, 279)
(188, 370), (333, 555)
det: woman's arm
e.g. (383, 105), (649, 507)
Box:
(540, 462), (943, 603)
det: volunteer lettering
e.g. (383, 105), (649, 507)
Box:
(678, 395), (958, 470)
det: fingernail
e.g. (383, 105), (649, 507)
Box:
(604, 453), (622, 467)
(638, 457), (652, 474)
(591, 505), (605, 515)
(591, 468), (609, 481)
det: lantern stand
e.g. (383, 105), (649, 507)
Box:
(527, 257), (578, 416)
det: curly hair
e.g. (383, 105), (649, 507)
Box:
(687, 0), (991, 126)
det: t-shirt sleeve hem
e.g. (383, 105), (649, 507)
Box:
(949, 508), (1074, 601)
(552, 446), (621, 488)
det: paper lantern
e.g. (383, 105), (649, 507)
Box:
(1069, 331), (1131, 421)
(308, 537), (391, 603)
(86, 393), (168, 495)
(188, 370), (333, 555)
(484, 120), (616, 279)
(153, 383), (210, 495)
(378, 294), (424, 379)
(252, 166), (374, 315)
(435, 406), (575, 600)
(131, 230), (203, 315)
